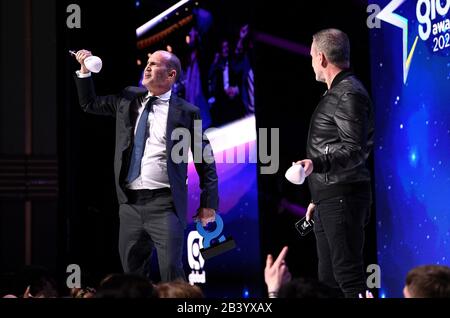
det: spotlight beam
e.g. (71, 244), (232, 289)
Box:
(136, 0), (191, 38)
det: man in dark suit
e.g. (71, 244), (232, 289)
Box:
(74, 49), (218, 282)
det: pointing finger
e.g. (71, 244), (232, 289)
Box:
(274, 246), (288, 267)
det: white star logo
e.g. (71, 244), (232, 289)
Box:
(376, 0), (419, 84)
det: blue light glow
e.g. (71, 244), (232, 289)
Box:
(409, 150), (417, 166)
(371, 0), (450, 298)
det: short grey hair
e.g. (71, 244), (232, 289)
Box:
(312, 28), (350, 69)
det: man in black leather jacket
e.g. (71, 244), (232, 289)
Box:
(296, 29), (374, 298)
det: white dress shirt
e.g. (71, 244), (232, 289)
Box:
(76, 71), (171, 190)
(127, 90), (171, 190)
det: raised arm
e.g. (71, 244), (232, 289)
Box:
(73, 49), (120, 117)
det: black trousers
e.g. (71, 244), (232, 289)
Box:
(118, 188), (186, 282)
(313, 193), (371, 298)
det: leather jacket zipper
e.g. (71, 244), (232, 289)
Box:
(325, 144), (329, 183)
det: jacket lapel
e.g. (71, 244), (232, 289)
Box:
(166, 94), (183, 153)
(123, 88), (148, 130)
(117, 88), (148, 153)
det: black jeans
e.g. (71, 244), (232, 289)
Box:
(118, 188), (186, 282)
(313, 193), (371, 298)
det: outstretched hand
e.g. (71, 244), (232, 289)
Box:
(264, 246), (291, 295)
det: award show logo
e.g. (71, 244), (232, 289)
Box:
(367, 0), (450, 84)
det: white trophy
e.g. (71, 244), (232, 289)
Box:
(285, 163), (306, 185)
(69, 50), (103, 73)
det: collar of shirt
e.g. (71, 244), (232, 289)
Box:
(329, 69), (353, 89)
(146, 89), (172, 103)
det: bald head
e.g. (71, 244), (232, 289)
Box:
(142, 50), (182, 95)
(153, 50), (181, 82)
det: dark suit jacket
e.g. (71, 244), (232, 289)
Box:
(74, 76), (219, 227)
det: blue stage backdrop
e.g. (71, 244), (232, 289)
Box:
(369, 0), (450, 297)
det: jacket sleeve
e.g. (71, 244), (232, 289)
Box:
(190, 109), (219, 210)
(311, 92), (371, 173)
(74, 75), (121, 117)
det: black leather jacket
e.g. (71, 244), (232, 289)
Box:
(306, 71), (374, 203)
